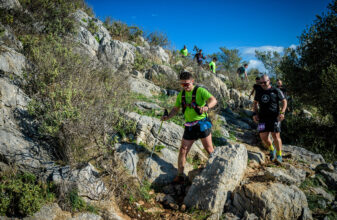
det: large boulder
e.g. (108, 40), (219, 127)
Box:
(200, 72), (230, 101)
(127, 75), (162, 97)
(184, 144), (248, 215)
(264, 164), (306, 186)
(233, 182), (312, 220)
(50, 163), (107, 200)
(229, 89), (252, 109)
(0, 45), (27, 77)
(150, 45), (169, 64)
(0, 0), (22, 10)
(98, 40), (136, 69)
(124, 112), (207, 161)
(282, 145), (325, 167)
(115, 143), (140, 177)
(152, 64), (178, 79)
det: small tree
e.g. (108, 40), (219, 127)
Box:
(255, 50), (282, 79)
(146, 31), (169, 47)
(213, 47), (242, 73)
(280, 0), (337, 122)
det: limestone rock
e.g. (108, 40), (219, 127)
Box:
(24, 203), (71, 220)
(115, 143), (140, 177)
(233, 182), (312, 220)
(282, 145), (325, 166)
(315, 163), (335, 172)
(124, 112), (207, 161)
(0, 0), (22, 10)
(98, 40), (135, 69)
(184, 144), (248, 215)
(51, 163), (107, 200)
(150, 45), (169, 63)
(320, 170), (337, 190)
(152, 64), (177, 79)
(310, 187), (335, 202)
(0, 23), (23, 50)
(135, 101), (162, 110)
(127, 75), (161, 97)
(0, 45), (27, 77)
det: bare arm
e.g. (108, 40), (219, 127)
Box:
(162, 106), (180, 121)
(253, 100), (259, 123)
(249, 88), (255, 97)
(278, 99), (288, 121)
(200, 96), (217, 113)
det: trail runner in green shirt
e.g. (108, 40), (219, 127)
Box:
(161, 71), (217, 183)
(180, 45), (188, 57)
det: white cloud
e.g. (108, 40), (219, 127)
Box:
(242, 46), (284, 56)
(247, 60), (266, 73)
(289, 44), (297, 50)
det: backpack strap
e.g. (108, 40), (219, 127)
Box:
(182, 85), (201, 115)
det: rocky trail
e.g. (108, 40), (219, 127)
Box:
(1, 1), (336, 219)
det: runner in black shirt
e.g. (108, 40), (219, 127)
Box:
(253, 75), (287, 164)
(194, 49), (206, 66)
(249, 76), (261, 99)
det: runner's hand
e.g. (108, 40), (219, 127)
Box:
(277, 114), (285, 121)
(253, 115), (259, 123)
(161, 115), (169, 121)
(200, 106), (209, 114)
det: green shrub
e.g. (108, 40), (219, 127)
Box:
(133, 51), (150, 71)
(282, 113), (337, 162)
(22, 34), (135, 163)
(65, 189), (97, 213)
(146, 31), (169, 47)
(87, 19), (98, 35)
(0, 172), (55, 217)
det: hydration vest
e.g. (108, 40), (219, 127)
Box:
(181, 85), (202, 115)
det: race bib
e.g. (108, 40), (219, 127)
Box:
(258, 123), (266, 131)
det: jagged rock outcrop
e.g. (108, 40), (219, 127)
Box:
(150, 45), (169, 64)
(283, 145), (325, 167)
(233, 182), (312, 220)
(124, 112), (207, 161)
(0, 45), (27, 77)
(184, 144), (248, 215)
(228, 88), (252, 109)
(152, 64), (178, 79)
(98, 40), (135, 69)
(127, 75), (162, 97)
(22, 203), (104, 220)
(0, 23), (23, 50)
(50, 163), (107, 200)
(200, 71), (230, 100)
(0, 0), (22, 10)
(264, 164), (306, 186)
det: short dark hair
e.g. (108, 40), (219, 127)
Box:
(180, 72), (193, 80)
(276, 78), (281, 82)
(244, 63), (248, 67)
(213, 57), (217, 61)
(255, 76), (260, 80)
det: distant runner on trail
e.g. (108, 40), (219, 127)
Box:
(237, 64), (248, 81)
(209, 57), (217, 73)
(276, 79), (287, 98)
(161, 72), (217, 183)
(249, 76), (261, 99)
(180, 45), (188, 57)
(194, 49), (206, 66)
(253, 75), (287, 164)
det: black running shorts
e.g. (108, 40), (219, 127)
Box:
(257, 118), (281, 133)
(183, 122), (211, 140)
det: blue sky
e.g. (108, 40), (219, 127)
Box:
(86, 0), (331, 71)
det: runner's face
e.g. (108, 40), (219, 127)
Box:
(180, 79), (194, 91)
(260, 78), (270, 89)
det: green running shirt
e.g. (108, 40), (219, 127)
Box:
(180, 48), (188, 56)
(209, 61), (216, 73)
(175, 86), (213, 122)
